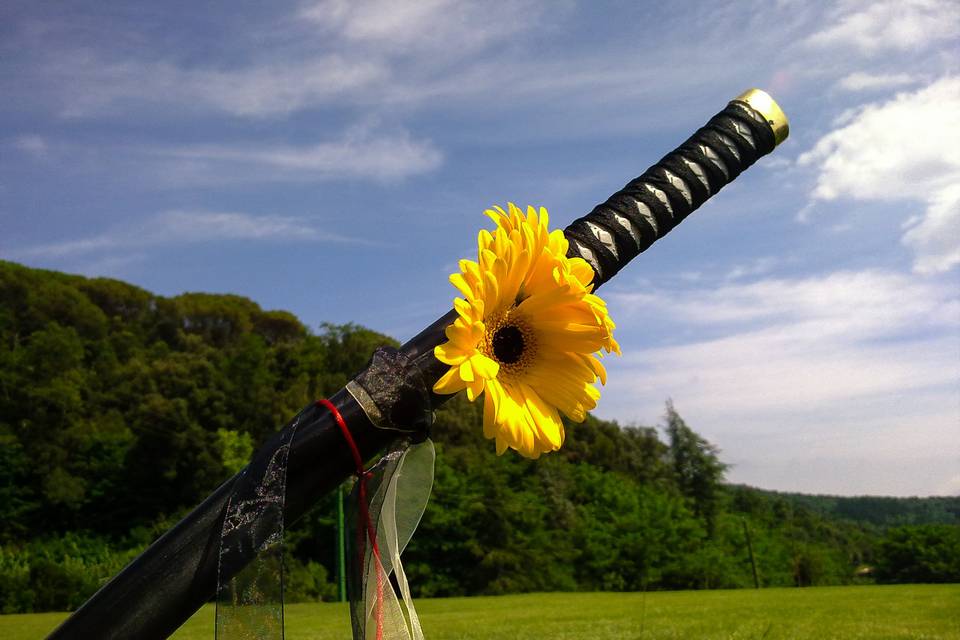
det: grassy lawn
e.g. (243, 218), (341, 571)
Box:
(5, 584), (958, 639)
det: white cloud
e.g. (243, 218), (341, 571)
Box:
(51, 53), (387, 118)
(835, 72), (918, 92)
(299, 0), (547, 56)
(161, 126), (442, 181)
(3, 210), (369, 260)
(725, 257), (784, 281)
(805, 0), (960, 55)
(601, 269), (960, 495)
(902, 184), (960, 274)
(32, 1), (551, 120)
(612, 270), (957, 345)
(12, 1), (748, 130)
(13, 135), (48, 158)
(153, 210), (349, 242)
(799, 77), (960, 201)
(798, 76), (960, 273)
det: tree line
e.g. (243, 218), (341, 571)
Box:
(0, 260), (957, 613)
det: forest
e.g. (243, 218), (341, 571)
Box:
(1, 259), (957, 613)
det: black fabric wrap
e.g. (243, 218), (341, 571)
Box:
(351, 347), (434, 434)
(565, 101), (776, 288)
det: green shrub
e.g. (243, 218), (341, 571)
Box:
(0, 533), (141, 613)
(284, 558), (338, 603)
(875, 524), (960, 583)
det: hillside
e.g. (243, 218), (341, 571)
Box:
(1, 260), (957, 613)
(739, 489), (960, 528)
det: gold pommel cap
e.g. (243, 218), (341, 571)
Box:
(733, 88), (789, 146)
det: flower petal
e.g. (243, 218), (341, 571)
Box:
(435, 342), (468, 365)
(449, 272), (475, 300)
(471, 353), (500, 379)
(433, 365), (467, 395)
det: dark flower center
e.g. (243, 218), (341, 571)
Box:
(492, 325), (525, 364)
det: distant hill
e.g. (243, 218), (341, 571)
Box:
(735, 487), (960, 528)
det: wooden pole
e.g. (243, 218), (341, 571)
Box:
(337, 483), (347, 602)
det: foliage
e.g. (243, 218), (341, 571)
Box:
(0, 260), (955, 613)
(874, 525), (960, 584)
(742, 490), (960, 528)
(0, 534), (141, 614)
(664, 400), (728, 536)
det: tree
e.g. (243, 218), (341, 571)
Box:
(664, 400), (728, 536)
(874, 525), (960, 583)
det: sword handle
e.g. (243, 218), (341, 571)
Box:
(46, 92), (791, 640)
(564, 88), (789, 288)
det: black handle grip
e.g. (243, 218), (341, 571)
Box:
(565, 91), (786, 288)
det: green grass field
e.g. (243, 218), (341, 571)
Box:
(5, 585), (958, 639)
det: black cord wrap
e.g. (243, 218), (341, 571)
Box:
(564, 100), (777, 288)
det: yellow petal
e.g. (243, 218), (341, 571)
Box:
(515, 285), (574, 316)
(459, 360), (475, 382)
(583, 354), (607, 385)
(482, 381), (505, 440)
(444, 320), (475, 346)
(434, 342), (468, 365)
(471, 353), (500, 379)
(483, 269), (500, 309)
(465, 378), (485, 402)
(568, 258), (595, 287)
(453, 297), (475, 322)
(433, 366), (467, 395)
(449, 272), (474, 300)
(478, 229), (494, 254)
(520, 383), (562, 451)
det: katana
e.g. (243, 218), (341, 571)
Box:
(47, 89), (789, 639)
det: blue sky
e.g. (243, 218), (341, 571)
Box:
(2, 0), (958, 496)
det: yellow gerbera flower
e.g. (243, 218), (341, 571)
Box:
(433, 203), (620, 458)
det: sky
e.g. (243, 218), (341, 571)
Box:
(2, 0), (958, 497)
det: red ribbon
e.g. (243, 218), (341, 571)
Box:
(317, 398), (384, 640)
